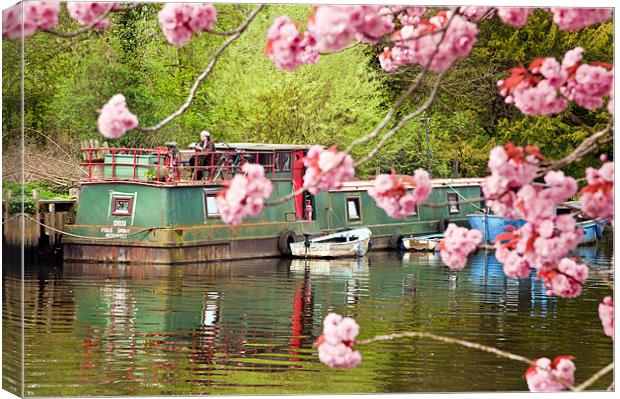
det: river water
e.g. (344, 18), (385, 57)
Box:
(2, 235), (614, 396)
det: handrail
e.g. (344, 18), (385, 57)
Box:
(79, 146), (290, 185)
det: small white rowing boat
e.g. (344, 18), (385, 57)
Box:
(290, 228), (372, 258)
(402, 233), (445, 252)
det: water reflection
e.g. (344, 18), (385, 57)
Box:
(2, 236), (614, 396)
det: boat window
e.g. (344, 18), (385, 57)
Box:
(346, 197), (361, 221)
(280, 151), (291, 171)
(258, 153), (273, 168)
(274, 152), (281, 171)
(409, 203), (418, 216)
(112, 196), (133, 217)
(447, 192), (460, 214)
(204, 193), (220, 218)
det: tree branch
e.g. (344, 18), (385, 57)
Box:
(574, 362), (614, 391)
(538, 124), (612, 176)
(136, 5), (265, 132)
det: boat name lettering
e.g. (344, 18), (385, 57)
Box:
(105, 233), (128, 239)
(100, 227), (113, 233)
(113, 220), (127, 227)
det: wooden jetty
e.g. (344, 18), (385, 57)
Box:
(2, 189), (76, 253)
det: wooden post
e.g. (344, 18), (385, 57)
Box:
(25, 189), (42, 248)
(4, 189), (11, 220)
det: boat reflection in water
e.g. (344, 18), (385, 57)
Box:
(289, 257), (369, 276)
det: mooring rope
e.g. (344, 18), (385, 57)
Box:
(2, 214), (20, 225)
(16, 214), (154, 240)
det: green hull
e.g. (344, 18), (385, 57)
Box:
(63, 178), (482, 264)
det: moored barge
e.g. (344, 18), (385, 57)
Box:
(63, 143), (484, 264)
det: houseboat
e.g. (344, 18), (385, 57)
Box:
(63, 143), (484, 264)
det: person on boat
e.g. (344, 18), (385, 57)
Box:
(190, 130), (216, 180)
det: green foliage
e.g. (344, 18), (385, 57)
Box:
(143, 169), (157, 181)
(2, 181), (72, 215)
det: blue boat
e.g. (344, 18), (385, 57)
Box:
(578, 219), (606, 245)
(466, 213), (525, 243)
(467, 213), (606, 245)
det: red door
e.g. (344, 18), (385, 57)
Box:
(292, 150), (305, 219)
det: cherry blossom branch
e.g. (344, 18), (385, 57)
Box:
(538, 124), (612, 175)
(354, 71), (445, 167)
(135, 5), (264, 132)
(42, 3), (143, 38)
(574, 362), (614, 391)
(355, 331), (577, 391)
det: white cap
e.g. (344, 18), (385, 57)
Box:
(200, 130), (211, 139)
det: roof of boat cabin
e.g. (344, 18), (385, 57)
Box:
(329, 178), (484, 192)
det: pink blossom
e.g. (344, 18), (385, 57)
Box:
(513, 171), (577, 223)
(354, 6), (395, 44)
(561, 64), (613, 110)
(539, 258), (588, 298)
(158, 3), (217, 46)
(438, 224), (482, 270)
(552, 8), (612, 31)
(396, 7), (426, 25)
(539, 58), (567, 88)
(598, 296), (614, 340)
(496, 246), (532, 278)
(385, 12), (477, 73)
(266, 15), (319, 71)
(379, 47), (397, 72)
(302, 146), (355, 195)
(512, 79), (568, 115)
(580, 161), (614, 221)
(368, 169), (432, 219)
(316, 313), (361, 368)
(308, 5), (393, 52)
(2, 1), (60, 39)
(498, 47), (612, 115)
(67, 2), (115, 29)
(307, 6), (355, 52)
(561, 47), (584, 70)
(494, 213), (584, 292)
(496, 7), (535, 28)
(97, 94), (138, 139)
(525, 356), (575, 392)
(532, 219), (583, 270)
(482, 143), (542, 218)
(215, 163), (273, 225)
(458, 7), (491, 22)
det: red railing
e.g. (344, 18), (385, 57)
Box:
(79, 146), (280, 184)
